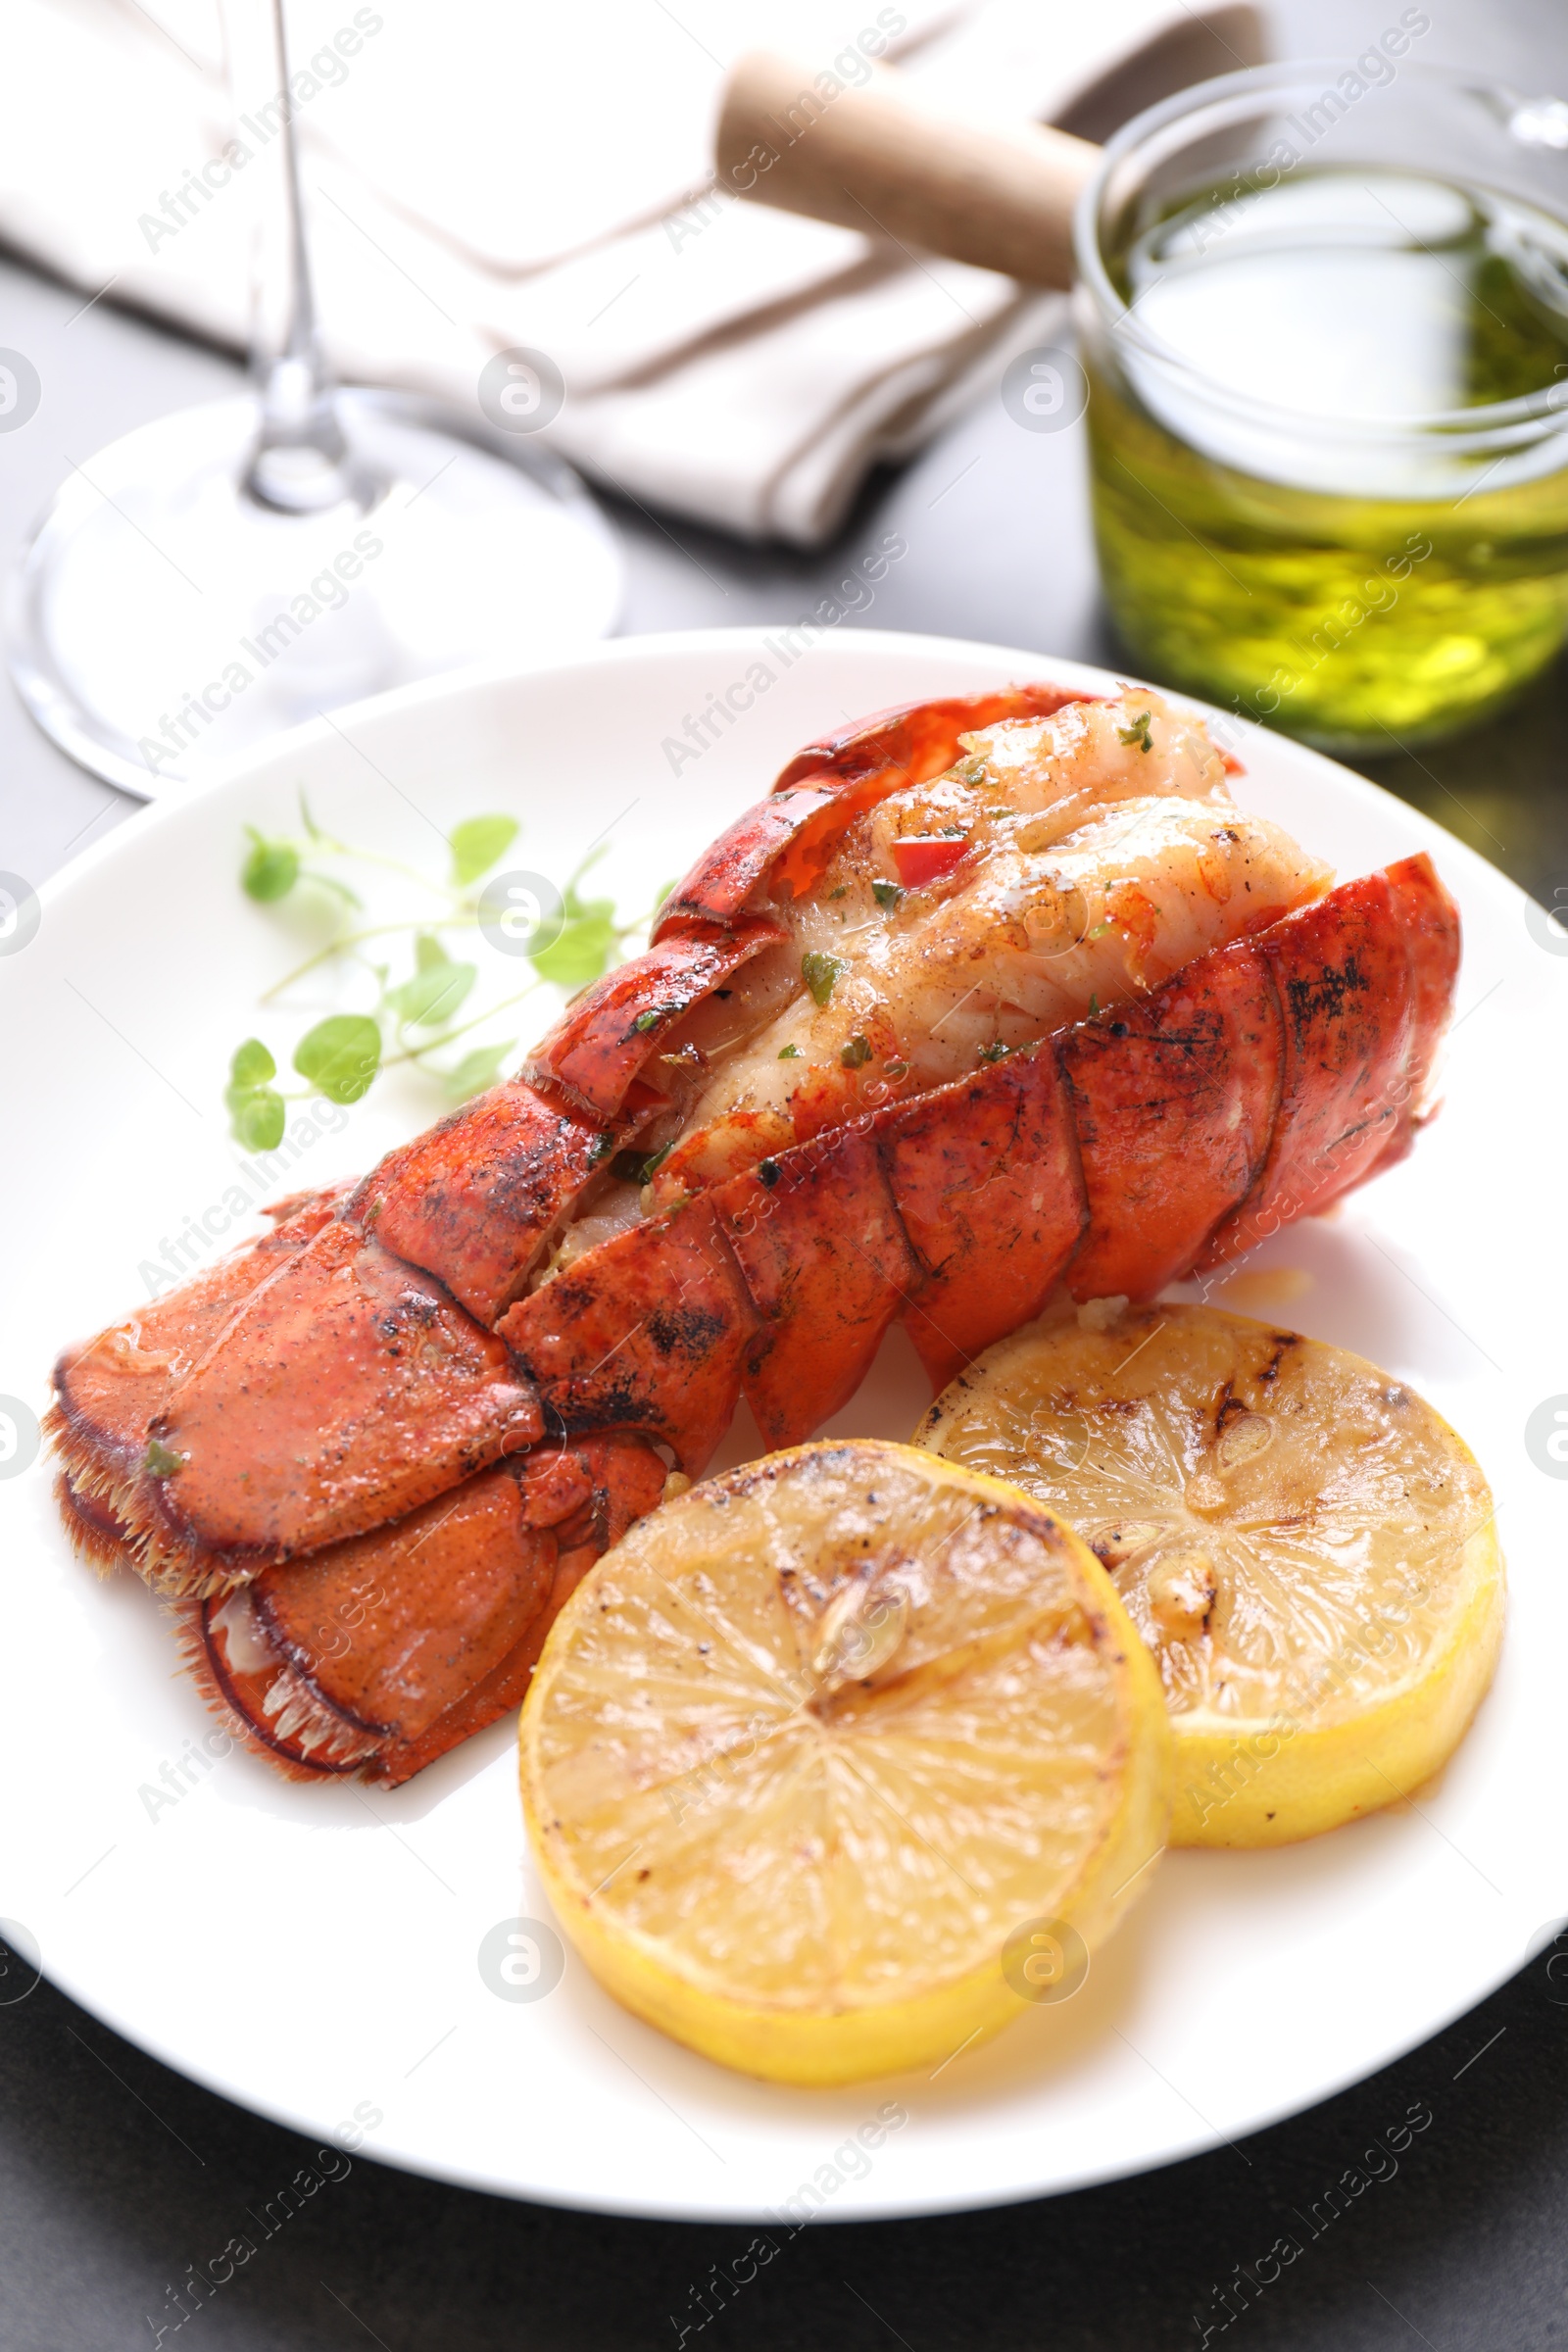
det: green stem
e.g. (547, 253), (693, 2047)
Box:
(381, 980), (543, 1068)
(300, 823), (457, 899)
(262, 916), (479, 1002)
(294, 867), (362, 910)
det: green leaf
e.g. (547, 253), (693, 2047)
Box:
(871, 881), (904, 911)
(840, 1033), (872, 1069)
(242, 829), (299, 902)
(530, 845), (624, 988)
(531, 911), (617, 991)
(563, 844), (610, 913)
(446, 1041), (514, 1100)
(227, 1086), (286, 1152)
(610, 1142), (673, 1187)
(415, 931), (451, 971)
(1117, 709), (1153, 753)
(778, 1044), (801, 1059)
(293, 1013), (382, 1104)
(633, 1009), (662, 1034)
(224, 1033), (284, 1151)
(388, 956), (476, 1028)
(143, 1438), (186, 1478)
(802, 951), (844, 1008)
(229, 1036), (276, 1089)
(450, 815), (519, 887)
(654, 878), (677, 907)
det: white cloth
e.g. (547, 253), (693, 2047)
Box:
(0, 0), (1260, 542)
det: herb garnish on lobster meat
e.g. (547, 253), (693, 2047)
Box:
(49, 683), (1458, 1788)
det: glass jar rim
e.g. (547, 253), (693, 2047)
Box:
(1072, 56), (1568, 440)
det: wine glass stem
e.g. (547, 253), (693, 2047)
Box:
(239, 0), (367, 514)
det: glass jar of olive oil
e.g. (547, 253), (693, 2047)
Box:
(1074, 59), (1568, 750)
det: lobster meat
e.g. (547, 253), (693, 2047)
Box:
(49, 682), (1460, 1785)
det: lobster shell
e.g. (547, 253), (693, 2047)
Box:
(47, 687), (1460, 1784)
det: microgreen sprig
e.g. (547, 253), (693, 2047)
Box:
(226, 791), (662, 1146)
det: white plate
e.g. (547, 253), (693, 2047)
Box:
(1, 629), (1563, 2223)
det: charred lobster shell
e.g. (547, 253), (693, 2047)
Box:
(49, 684), (1460, 1783)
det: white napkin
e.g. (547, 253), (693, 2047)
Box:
(0, 0), (1260, 543)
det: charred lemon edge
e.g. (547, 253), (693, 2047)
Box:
(913, 1324), (1506, 1852)
(518, 1442), (1173, 2086)
(1168, 1518), (1503, 1846)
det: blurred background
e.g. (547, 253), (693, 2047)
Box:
(3, 0), (1565, 895)
(2, 1), (1566, 2346)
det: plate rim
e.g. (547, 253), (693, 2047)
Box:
(31, 624), (1539, 929)
(7, 623), (1547, 2220)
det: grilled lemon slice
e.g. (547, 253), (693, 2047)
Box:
(915, 1304), (1502, 1847)
(519, 1440), (1170, 2084)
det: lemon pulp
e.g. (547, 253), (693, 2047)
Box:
(915, 1306), (1503, 1846)
(520, 1441), (1171, 2083)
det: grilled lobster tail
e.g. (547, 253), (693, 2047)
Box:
(47, 686), (1460, 1784)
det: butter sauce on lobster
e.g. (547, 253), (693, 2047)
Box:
(48, 682), (1460, 1784)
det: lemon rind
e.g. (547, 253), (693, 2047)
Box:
(914, 1313), (1506, 1855)
(520, 1446), (1173, 2087)
(1169, 1522), (1504, 1846)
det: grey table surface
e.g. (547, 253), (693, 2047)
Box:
(3, 3), (1568, 2346)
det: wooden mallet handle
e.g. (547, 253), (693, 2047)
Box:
(714, 51), (1101, 291)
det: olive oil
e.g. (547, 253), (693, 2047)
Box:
(1085, 170), (1568, 748)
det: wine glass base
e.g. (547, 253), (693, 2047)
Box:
(6, 390), (623, 801)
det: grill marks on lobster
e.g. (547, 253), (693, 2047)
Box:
(183, 1432), (666, 1783)
(46, 683), (1461, 1784)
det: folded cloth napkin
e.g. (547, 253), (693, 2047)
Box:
(0, 0), (1260, 543)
